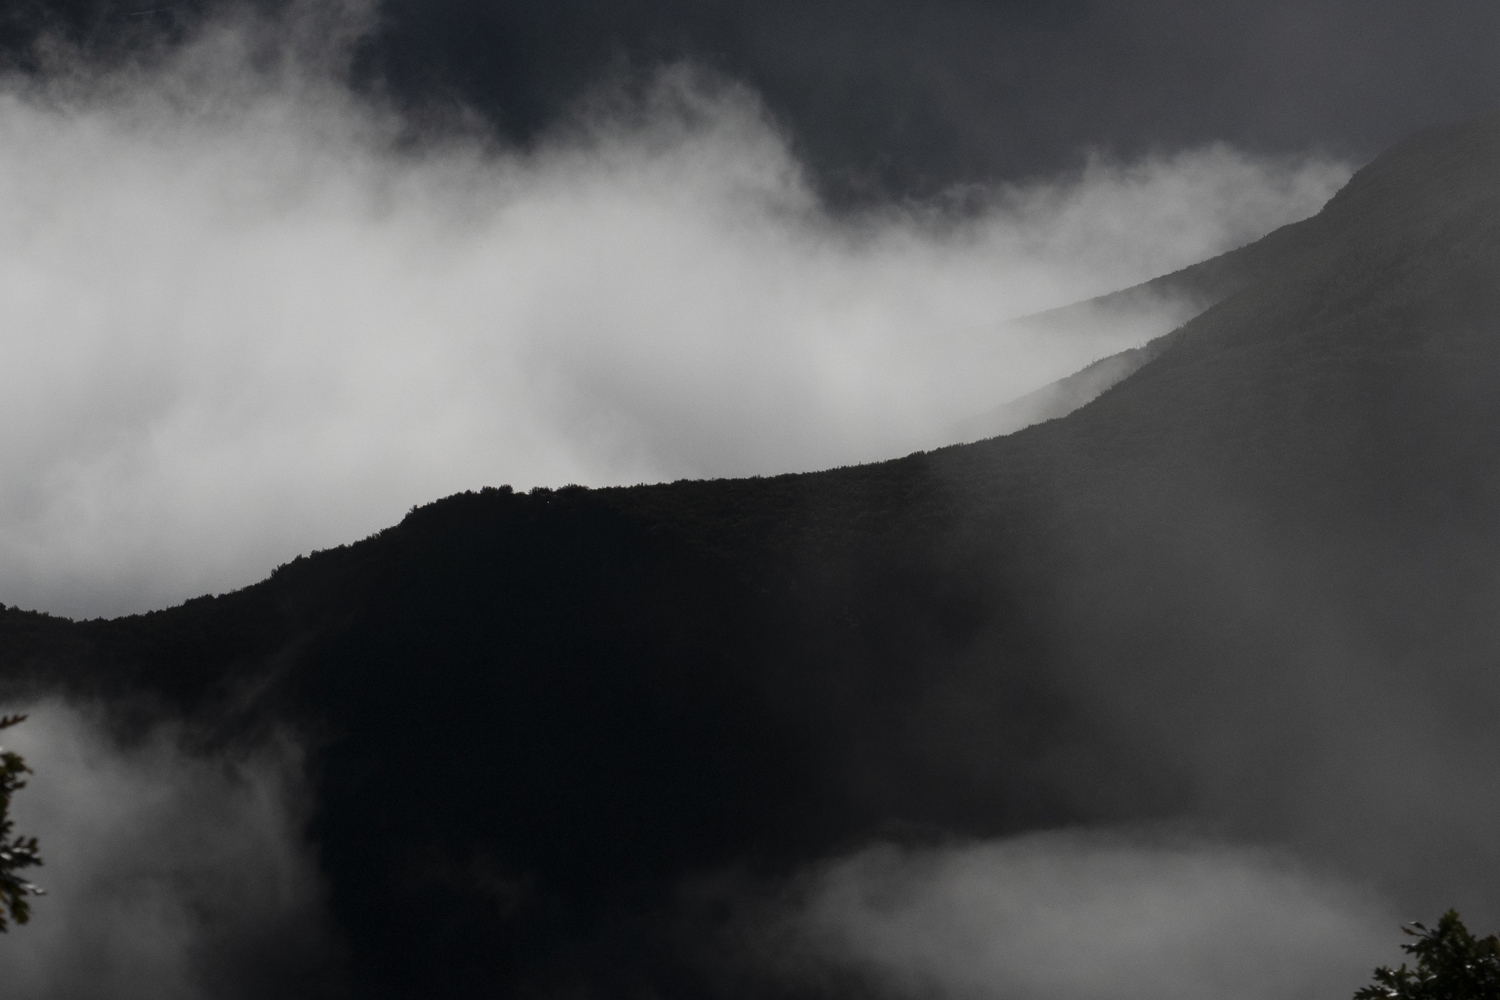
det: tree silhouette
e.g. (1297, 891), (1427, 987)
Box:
(0, 714), (42, 931)
(1356, 911), (1500, 1000)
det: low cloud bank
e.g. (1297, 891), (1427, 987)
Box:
(0, 7), (1349, 616)
(772, 830), (1395, 1000)
(0, 700), (335, 1000)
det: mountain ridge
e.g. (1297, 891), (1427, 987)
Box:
(5, 113), (1500, 998)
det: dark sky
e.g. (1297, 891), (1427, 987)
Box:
(358, 0), (1500, 196)
(7, 0), (1500, 198)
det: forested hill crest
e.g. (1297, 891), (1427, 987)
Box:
(4, 113), (1500, 999)
(6, 108), (1499, 674)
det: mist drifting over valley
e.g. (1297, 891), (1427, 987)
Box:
(0, 4), (1346, 617)
(1, 701), (331, 1000)
(3, 3), (1500, 1000)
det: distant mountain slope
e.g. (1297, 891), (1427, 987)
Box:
(954, 158), (1343, 439)
(952, 338), (1166, 440)
(5, 114), (1500, 999)
(963, 114), (1500, 439)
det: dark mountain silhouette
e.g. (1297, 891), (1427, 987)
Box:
(6, 114), (1500, 998)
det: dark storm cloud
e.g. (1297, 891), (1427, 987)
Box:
(3, 0), (1496, 199)
(339, 0), (1500, 197)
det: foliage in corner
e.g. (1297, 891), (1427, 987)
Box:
(0, 714), (43, 931)
(1356, 911), (1500, 1000)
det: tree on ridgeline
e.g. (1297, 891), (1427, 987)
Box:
(0, 714), (42, 931)
(1356, 911), (1500, 1000)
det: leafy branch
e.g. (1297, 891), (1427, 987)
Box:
(1355, 910), (1500, 1000)
(0, 714), (43, 932)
